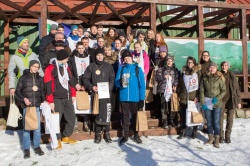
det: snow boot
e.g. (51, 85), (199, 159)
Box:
(191, 126), (198, 139)
(177, 129), (186, 140)
(205, 134), (214, 145)
(168, 120), (176, 128)
(162, 120), (168, 129)
(62, 137), (77, 144)
(34, 147), (44, 156)
(24, 149), (30, 159)
(104, 132), (112, 143)
(57, 140), (62, 150)
(83, 121), (90, 132)
(214, 135), (220, 148)
(219, 131), (224, 143)
(94, 133), (101, 144)
(225, 132), (231, 143)
(119, 136), (129, 145)
(134, 134), (142, 144)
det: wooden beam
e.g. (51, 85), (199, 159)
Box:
(163, 7), (196, 27)
(129, 5), (149, 24)
(71, 1), (97, 13)
(150, 3), (156, 33)
(159, 6), (189, 17)
(91, 13), (114, 24)
(51, 12), (67, 21)
(206, 17), (233, 27)
(126, 25), (131, 35)
(129, 16), (150, 25)
(197, 5), (204, 62)
(168, 16), (197, 26)
(203, 9), (231, 18)
(103, 2), (128, 24)
(4, 21), (9, 95)
(0, 8), (8, 21)
(41, 0), (47, 38)
(240, 9), (248, 93)
(89, 2), (100, 24)
(169, 24), (224, 30)
(156, 5), (163, 26)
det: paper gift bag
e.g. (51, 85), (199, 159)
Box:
(76, 91), (90, 110)
(191, 112), (204, 124)
(136, 111), (148, 131)
(148, 70), (155, 88)
(146, 88), (153, 103)
(25, 107), (38, 130)
(171, 92), (179, 112)
(92, 93), (99, 115)
(7, 95), (22, 127)
(45, 112), (60, 134)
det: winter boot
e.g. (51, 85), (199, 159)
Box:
(225, 132), (231, 143)
(83, 121), (90, 132)
(62, 137), (77, 144)
(24, 149), (30, 159)
(57, 140), (62, 150)
(34, 147), (44, 156)
(177, 129), (186, 140)
(214, 135), (220, 148)
(219, 131), (224, 143)
(205, 134), (214, 145)
(162, 120), (168, 129)
(168, 120), (176, 128)
(104, 132), (112, 143)
(94, 133), (101, 144)
(134, 134), (142, 144)
(119, 136), (129, 145)
(191, 126), (198, 139)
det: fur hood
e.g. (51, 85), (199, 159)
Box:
(206, 70), (225, 82)
(182, 64), (201, 75)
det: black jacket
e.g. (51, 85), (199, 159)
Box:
(39, 32), (55, 58)
(15, 69), (46, 108)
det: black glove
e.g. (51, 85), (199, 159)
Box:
(138, 100), (144, 109)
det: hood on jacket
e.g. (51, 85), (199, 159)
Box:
(23, 69), (40, 76)
(182, 64), (202, 75)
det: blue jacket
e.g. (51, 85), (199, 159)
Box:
(115, 63), (146, 102)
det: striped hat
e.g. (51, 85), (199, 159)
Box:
(17, 36), (28, 46)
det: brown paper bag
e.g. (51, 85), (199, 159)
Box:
(25, 107), (38, 130)
(146, 88), (153, 103)
(148, 70), (155, 88)
(92, 93), (99, 115)
(136, 111), (148, 131)
(76, 91), (90, 110)
(171, 92), (179, 112)
(191, 112), (204, 123)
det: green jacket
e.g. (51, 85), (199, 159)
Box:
(200, 71), (226, 108)
(177, 64), (202, 104)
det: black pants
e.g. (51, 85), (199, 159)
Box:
(153, 94), (161, 118)
(120, 102), (139, 137)
(54, 98), (76, 139)
(95, 123), (110, 134)
(179, 103), (187, 130)
(160, 94), (175, 123)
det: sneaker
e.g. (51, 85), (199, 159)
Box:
(24, 149), (30, 159)
(134, 134), (142, 144)
(57, 140), (62, 150)
(119, 136), (128, 145)
(61, 137), (77, 144)
(34, 147), (44, 156)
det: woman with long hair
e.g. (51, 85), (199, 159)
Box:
(104, 27), (118, 49)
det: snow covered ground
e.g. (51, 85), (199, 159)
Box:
(0, 118), (250, 166)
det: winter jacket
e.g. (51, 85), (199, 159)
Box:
(221, 71), (241, 109)
(104, 52), (119, 75)
(200, 71), (226, 108)
(115, 63), (146, 102)
(8, 48), (44, 89)
(148, 42), (168, 63)
(15, 69), (45, 108)
(177, 64), (202, 104)
(200, 60), (212, 77)
(131, 51), (150, 78)
(155, 64), (180, 93)
(44, 60), (76, 103)
(39, 32), (55, 62)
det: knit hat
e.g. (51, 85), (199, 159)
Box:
(95, 47), (104, 56)
(71, 25), (78, 31)
(50, 24), (58, 31)
(159, 46), (167, 52)
(118, 31), (126, 38)
(121, 49), (132, 60)
(209, 62), (218, 68)
(54, 40), (66, 47)
(17, 36), (28, 47)
(221, 61), (231, 68)
(29, 60), (40, 68)
(57, 49), (69, 60)
(167, 55), (174, 61)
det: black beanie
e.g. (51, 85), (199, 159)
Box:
(121, 49), (132, 60)
(29, 60), (40, 68)
(57, 49), (69, 60)
(95, 47), (104, 56)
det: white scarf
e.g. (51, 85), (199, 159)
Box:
(133, 51), (144, 73)
(75, 56), (89, 76)
(164, 76), (173, 102)
(55, 60), (69, 90)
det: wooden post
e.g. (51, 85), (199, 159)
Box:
(40, 0), (47, 38)
(240, 9), (248, 93)
(126, 25), (131, 35)
(150, 3), (156, 33)
(4, 21), (9, 96)
(197, 5), (204, 61)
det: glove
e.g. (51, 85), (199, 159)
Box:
(212, 97), (218, 104)
(139, 100), (144, 109)
(202, 104), (209, 111)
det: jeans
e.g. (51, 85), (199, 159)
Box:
(205, 108), (221, 135)
(23, 107), (41, 150)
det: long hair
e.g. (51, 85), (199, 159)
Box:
(104, 27), (118, 45)
(186, 56), (198, 66)
(155, 32), (166, 47)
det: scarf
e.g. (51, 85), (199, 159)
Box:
(55, 60), (69, 90)
(18, 47), (28, 57)
(133, 51), (144, 72)
(69, 33), (79, 41)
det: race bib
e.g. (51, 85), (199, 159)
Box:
(183, 73), (198, 93)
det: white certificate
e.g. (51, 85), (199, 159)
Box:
(97, 82), (110, 99)
(205, 97), (213, 110)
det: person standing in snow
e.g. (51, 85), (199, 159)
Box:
(15, 60), (46, 159)
(200, 62), (226, 148)
(115, 49), (146, 145)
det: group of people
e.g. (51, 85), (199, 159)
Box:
(7, 24), (241, 159)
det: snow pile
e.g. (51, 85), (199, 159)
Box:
(0, 119), (249, 166)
